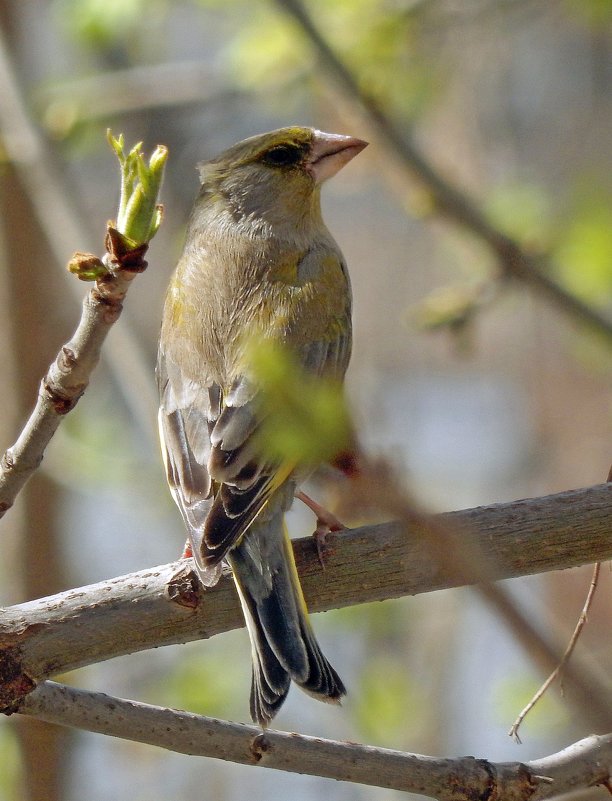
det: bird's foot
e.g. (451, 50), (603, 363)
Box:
(296, 490), (346, 569)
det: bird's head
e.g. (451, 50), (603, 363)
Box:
(197, 127), (367, 231)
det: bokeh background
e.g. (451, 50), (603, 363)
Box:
(0, 1), (611, 799)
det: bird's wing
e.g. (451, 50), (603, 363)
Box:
(157, 349), (222, 584)
(159, 249), (352, 583)
(158, 347), (283, 583)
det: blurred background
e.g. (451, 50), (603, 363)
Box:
(0, 0), (611, 799)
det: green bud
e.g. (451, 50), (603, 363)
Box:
(108, 129), (168, 246)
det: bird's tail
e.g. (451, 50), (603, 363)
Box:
(227, 517), (346, 726)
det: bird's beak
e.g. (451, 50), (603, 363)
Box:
(306, 131), (368, 184)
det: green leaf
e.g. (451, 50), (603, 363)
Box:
(248, 340), (353, 466)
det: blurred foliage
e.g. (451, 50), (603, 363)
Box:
(492, 675), (570, 737)
(335, 600), (427, 746)
(333, 597), (411, 637)
(54, 0), (441, 117)
(554, 188), (612, 308)
(249, 340), (353, 466)
(43, 397), (168, 512)
(485, 182), (553, 252)
(353, 654), (425, 747)
(53, 0), (167, 49)
(223, 0), (440, 116)
(152, 638), (247, 718)
(565, 0), (612, 27)
(411, 282), (488, 334)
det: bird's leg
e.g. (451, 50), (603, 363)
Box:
(295, 490), (346, 568)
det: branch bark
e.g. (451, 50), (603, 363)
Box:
(0, 250), (146, 518)
(14, 682), (612, 799)
(273, 0), (612, 341)
(1, 483), (610, 706)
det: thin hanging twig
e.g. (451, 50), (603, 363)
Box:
(509, 562), (602, 743)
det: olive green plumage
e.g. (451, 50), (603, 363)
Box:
(157, 126), (367, 725)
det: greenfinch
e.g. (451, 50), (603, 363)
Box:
(157, 126), (367, 725)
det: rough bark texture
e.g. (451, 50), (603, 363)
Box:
(0, 483), (609, 700)
(16, 683), (612, 800)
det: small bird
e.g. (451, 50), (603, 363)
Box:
(157, 126), (367, 725)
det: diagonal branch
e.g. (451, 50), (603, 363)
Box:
(14, 682), (612, 799)
(273, 0), (612, 341)
(0, 133), (166, 518)
(0, 249), (143, 517)
(0, 25), (160, 443)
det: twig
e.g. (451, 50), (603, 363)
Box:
(1, 483), (611, 730)
(509, 467), (612, 741)
(273, 0), (612, 342)
(509, 562), (601, 743)
(336, 463), (612, 735)
(0, 25), (160, 440)
(13, 682), (612, 799)
(0, 137), (167, 517)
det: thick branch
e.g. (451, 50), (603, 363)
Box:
(1, 483), (610, 706)
(15, 682), (612, 799)
(274, 0), (612, 341)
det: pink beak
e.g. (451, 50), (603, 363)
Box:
(306, 130), (368, 184)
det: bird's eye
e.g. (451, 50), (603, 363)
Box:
(262, 145), (303, 167)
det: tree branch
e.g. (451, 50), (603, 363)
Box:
(0, 136), (166, 518)
(0, 25), (160, 445)
(273, 0), (612, 341)
(14, 682), (612, 799)
(0, 262), (138, 517)
(1, 483), (610, 708)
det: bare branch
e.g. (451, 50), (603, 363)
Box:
(0, 235), (150, 517)
(0, 269), (128, 515)
(14, 682), (612, 799)
(273, 0), (612, 342)
(1, 484), (610, 714)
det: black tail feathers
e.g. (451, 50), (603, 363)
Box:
(229, 530), (346, 726)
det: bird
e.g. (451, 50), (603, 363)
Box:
(157, 126), (367, 725)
